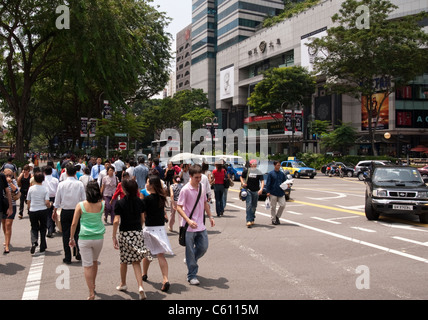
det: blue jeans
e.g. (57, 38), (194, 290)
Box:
(185, 230), (209, 281)
(213, 184), (224, 215)
(245, 190), (259, 222)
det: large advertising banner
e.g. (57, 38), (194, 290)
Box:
(361, 93), (389, 131)
(301, 27), (328, 73)
(220, 65), (234, 100)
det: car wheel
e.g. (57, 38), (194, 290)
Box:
(294, 172), (300, 178)
(419, 212), (428, 224)
(347, 171), (353, 177)
(358, 172), (365, 181)
(310, 175), (315, 179)
(365, 196), (379, 221)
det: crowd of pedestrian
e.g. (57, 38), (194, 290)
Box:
(0, 153), (287, 300)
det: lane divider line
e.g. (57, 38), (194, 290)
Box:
(227, 203), (428, 264)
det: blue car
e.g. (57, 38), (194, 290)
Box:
(227, 163), (245, 181)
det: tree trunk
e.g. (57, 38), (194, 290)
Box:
(15, 111), (26, 162)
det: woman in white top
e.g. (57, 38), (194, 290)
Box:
(26, 172), (51, 254)
(79, 167), (94, 188)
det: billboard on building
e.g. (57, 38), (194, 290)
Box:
(301, 27), (328, 73)
(361, 94), (389, 131)
(220, 65), (234, 100)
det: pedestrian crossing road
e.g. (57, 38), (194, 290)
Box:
(1, 174), (427, 301)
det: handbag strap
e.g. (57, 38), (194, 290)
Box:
(184, 183), (202, 229)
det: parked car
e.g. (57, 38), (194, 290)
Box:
(258, 161), (293, 201)
(227, 163), (245, 181)
(417, 165), (428, 178)
(364, 165), (428, 223)
(321, 162), (355, 177)
(354, 160), (391, 180)
(281, 159), (316, 179)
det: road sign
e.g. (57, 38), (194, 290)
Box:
(115, 133), (127, 137)
(118, 142), (127, 150)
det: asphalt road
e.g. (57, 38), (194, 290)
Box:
(1, 174), (427, 303)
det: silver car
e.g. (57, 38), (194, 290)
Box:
(354, 160), (391, 180)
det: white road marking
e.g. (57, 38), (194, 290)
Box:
(392, 236), (428, 247)
(227, 203), (428, 264)
(287, 211), (302, 215)
(307, 191), (347, 201)
(376, 221), (428, 233)
(22, 252), (45, 300)
(336, 205), (365, 211)
(311, 217), (341, 224)
(351, 227), (377, 233)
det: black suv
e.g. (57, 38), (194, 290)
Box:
(364, 166), (428, 223)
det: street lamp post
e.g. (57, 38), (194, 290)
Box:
(204, 117), (218, 156)
(281, 101), (303, 156)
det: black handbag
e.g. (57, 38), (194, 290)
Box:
(179, 183), (202, 246)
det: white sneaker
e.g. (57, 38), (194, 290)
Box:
(189, 278), (200, 285)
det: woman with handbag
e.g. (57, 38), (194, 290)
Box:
(2, 169), (20, 254)
(222, 163), (233, 211)
(101, 166), (118, 224)
(211, 160), (226, 217)
(142, 175), (173, 292)
(17, 164), (31, 219)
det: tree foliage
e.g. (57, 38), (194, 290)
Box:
(247, 66), (316, 119)
(309, 0), (428, 155)
(0, 0), (171, 159)
(321, 122), (358, 154)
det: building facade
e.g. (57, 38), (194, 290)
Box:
(176, 24), (192, 93)
(190, 0), (284, 111)
(215, 0), (428, 156)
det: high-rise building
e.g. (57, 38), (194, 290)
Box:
(176, 24), (192, 93)
(190, 0), (284, 112)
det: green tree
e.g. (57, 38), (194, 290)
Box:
(133, 88), (210, 141)
(310, 120), (330, 139)
(247, 66), (316, 121)
(0, 0), (171, 160)
(321, 122), (358, 154)
(309, 0), (428, 155)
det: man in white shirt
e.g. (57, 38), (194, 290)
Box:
(97, 160), (112, 187)
(113, 156), (125, 182)
(43, 166), (59, 238)
(126, 160), (136, 180)
(53, 163), (86, 264)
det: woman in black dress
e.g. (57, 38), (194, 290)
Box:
(113, 179), (152, 300)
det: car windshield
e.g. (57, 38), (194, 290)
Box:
(292, 161), (307, 168)
(373, 167), (424, 186)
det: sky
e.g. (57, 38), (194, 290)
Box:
(150, 0), (192, 59)
(149, 0), (192, 97)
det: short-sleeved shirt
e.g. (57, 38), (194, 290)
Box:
(114, 196), (145, 232)
(27, 184), (49, 212)
(177, 183), (206, 232)
(241, 168), (264, 192)
(143, 194), (165, 227)
(212, 168), (226, 184)
(102, 175), (118, 197)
